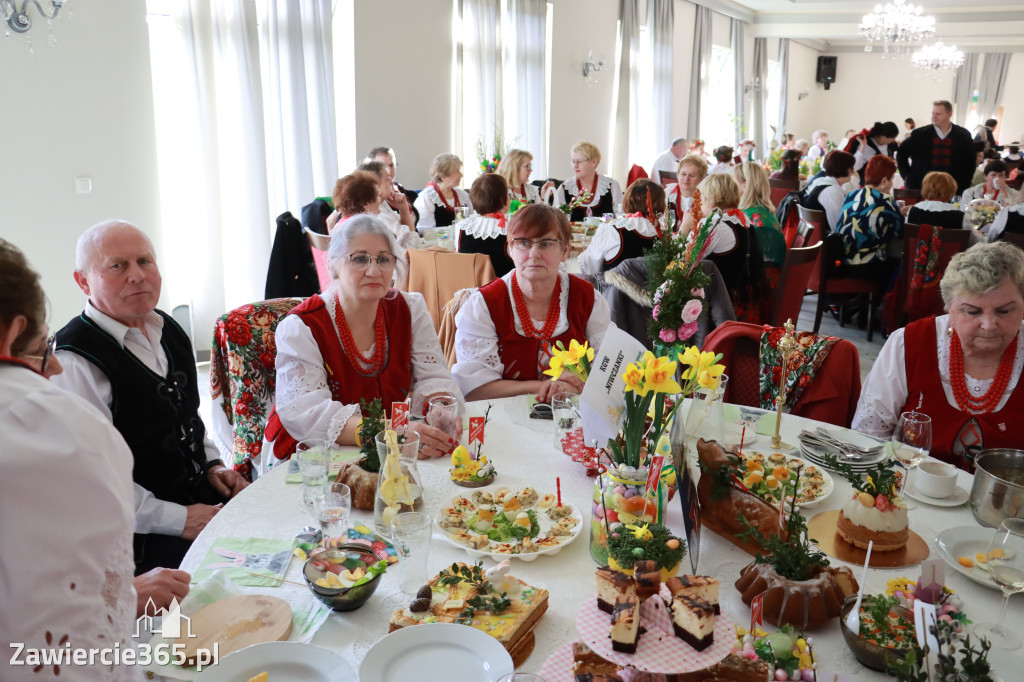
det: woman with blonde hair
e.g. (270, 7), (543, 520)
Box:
(668, 154), (708, 224)
(553, 141), (623, 222)
(734, 162), (786, 273)
(686, 173), (772, 323)
(413, 153), (472, 232)
(496, 149), (553, 204)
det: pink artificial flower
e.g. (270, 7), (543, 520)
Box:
(659, 328), (677, 343)
(677, 320), (699, 341)
(653, 304), (661, 321)
(690, 287), (705, 298)
(681, 299), (703, 324)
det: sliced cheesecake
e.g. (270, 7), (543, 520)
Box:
(632, 559), (662, 601)
(610, 595), (641, 654)
(595, 565), (636, 614)
(666, 575), (720, 615)
(571, 641), (620, 677)
(670, 593), (715, 652)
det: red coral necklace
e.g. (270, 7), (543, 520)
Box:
(334, 295), (387, 375)
(949, 329), (1017, 413)
(511, 273), (561, 340)
(429, 181), (460, 212)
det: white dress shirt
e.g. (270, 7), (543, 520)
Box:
(852, 315), (1024, 438)
(413, 185), (473, 231)
(2, 364), (138, 681)
(52, 302), (221, 537)
(452, 270), (613, 396)
(274, 290), (462, 446)
(651, 149), (682, 180)
(803, 176), (847, 231)
(553, 175), (623, 215)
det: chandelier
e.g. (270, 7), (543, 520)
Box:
(860, 0), (935, 54)
(3, 0), (65, 35)
(912, 42), (965, 71)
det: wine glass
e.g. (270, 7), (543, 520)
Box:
(974, 518), (1024, 650)
(891, 411), (931, 509)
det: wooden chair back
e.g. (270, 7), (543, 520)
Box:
(769, 242), (822, 326)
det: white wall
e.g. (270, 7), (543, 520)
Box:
(0, 4), (161, 335)
(999, 56), (1024, 144)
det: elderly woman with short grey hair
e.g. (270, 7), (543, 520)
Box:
(853, 241), (1024, 469)
(268, 214), (463, 460)
(414, 152), (472, 232)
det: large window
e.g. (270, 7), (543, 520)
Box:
(700, 45), (735, 148)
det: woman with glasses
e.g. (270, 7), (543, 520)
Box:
(497, 149), (553, 205)
(452, 204), (612, 401)
(553, 141), (623, 222)
(268, 215), (463, 459)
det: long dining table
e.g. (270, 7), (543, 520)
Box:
(175, 395), (1022, 680)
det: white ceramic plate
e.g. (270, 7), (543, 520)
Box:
(360, 623), (514, 682)
(194, 641), (356, 681)
(722, 425), (760, 448)
(436, 485), (584, 561)
(934, 526), (1000, 590)
(903, 481), (970, 507)
(736, 452), (835, 508)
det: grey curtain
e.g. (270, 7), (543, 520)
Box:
(613, 0), (640, 181)
(777, 39), (789, 145)
(751, 37), (767, 160)
(507, 0), (548, 177)
(953, 53), (979, 127)
(648, 0), (674, 152)
(977, 53), (1011, 123)
(732, 19), (745, 145)
(687, 6), (712, 139)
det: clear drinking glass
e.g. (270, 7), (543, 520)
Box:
(391, 511), (433, 595)
(497, 674), (548, 682)
(974, 518), (1024, 650)
(552, 391), (580, 448)
(891, 412), (932, 509)
(684, 374), (729, 444)
(374, 432), (424, 534)
(425, 394), (462, 443)
(296, 439), (329, 514)
(313, 483), (352, 544)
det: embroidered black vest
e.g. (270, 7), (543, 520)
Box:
(604, 228), (658, 270)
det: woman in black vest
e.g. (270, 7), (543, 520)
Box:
(846, 121), (900, 174)
(907, 171), (969, 230)
(553, 141), (623, 222)
(579, 179), (664, 277)
(456, 173), (515, 277)
(414, 153), (472, 233)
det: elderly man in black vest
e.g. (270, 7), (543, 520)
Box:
(897, 99), (975, 194)
(53, 220), (249, 575)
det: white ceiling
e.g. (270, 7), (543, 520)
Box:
(709, 0), (1024, 51)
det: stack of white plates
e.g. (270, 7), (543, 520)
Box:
(798, 436), (889, 475)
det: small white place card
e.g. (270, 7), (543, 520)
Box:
(579, 327), (647, 449)
(914, 599), (940, 652)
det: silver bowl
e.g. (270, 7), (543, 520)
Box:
(970, 449), (1024, 528)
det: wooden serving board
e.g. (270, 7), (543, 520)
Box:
(175, 594), (292, 666)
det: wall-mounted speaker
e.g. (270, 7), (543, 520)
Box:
(816, 56), (837, 90)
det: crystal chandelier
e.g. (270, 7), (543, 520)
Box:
(3, 0), (65, 35)
(860, 0), (935, 54)
(912, 42), (964, 71)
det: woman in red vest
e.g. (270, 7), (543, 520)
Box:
(853, 241), (1024, 469)
(268, 214), (462, 460)
(452, 203), (612, 402)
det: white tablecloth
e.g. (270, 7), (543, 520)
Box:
(179, 396), (1022, 680)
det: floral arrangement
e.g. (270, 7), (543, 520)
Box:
(966, 198), (1001, 229)
(607, 522), (686, 571)
(889, 624), (993, 682)
(558, 188), (594, 216)
(738, 498), (831, 582)
(543, 339), (594, 384)
(799, 157), (822, 178)
(610, 351), (683, 468)
(824, 454), (905, 511)
(475, 130), (507, 174)
(355, 397), (387, 473)
(733, 625), (818, 682)
(644, 193), (714, 347)
(765, 146), (785, 172)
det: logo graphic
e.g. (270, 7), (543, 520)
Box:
(134, 598), (195, 639)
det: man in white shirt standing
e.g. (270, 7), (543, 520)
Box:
(53, 220), (249, 575)
(650, 137), (688, 182)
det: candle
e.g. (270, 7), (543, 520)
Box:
(556, 477), (562, 507)
(739, 426), (746, 455)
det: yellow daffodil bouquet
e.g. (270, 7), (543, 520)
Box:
(543, 339), (595, 385)
(611, 351), (684, 469)
(677, 346), (727, 397)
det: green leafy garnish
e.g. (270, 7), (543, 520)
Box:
(737, 502), (829, 581)
(357, 398), (387, 473)
(824, 453), (901, 499)
(350, 559), (388, 587)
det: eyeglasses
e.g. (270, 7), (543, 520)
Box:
(348, 253), (396, 269)
(510, 238), (564, 252)
(22, 334), (56, 373)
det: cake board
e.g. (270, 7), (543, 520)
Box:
(808, 510), (929, 568)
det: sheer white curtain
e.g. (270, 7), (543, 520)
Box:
(612, 0), (640, 181)
(260, 0), (337, 209)
(731, 19), (744, 145)
(751, 37), (767, 159)
(457, 0), (503, 179)
(977, 53), (1011, 124)
(776, 38), (789, 144)
(505, 0), (548, 178)
(953, 53), (979, 127)
(647, 0), (674, 156)
(148, 0), (271, 351)
(687, 6), (712, 139)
